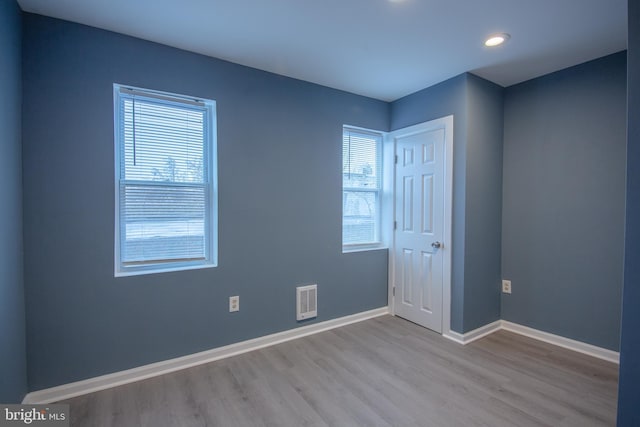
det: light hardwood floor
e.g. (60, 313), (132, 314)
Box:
(61, 315), (619, 426)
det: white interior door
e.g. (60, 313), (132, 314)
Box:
(391, 119), (450, 333)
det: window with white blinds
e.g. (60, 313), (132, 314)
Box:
(343, 127), (382, 248)
(114, 85), (217, 275)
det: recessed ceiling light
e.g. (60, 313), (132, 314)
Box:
(484, 33), (510, 47)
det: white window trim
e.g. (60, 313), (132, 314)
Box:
(113, 84), (218, 277)
(342, 125), (386, 253)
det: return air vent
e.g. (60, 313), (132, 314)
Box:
(296, 284), (317, 321)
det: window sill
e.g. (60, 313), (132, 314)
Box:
(115, 261), (217, 277)
(342, 245), (388, 254)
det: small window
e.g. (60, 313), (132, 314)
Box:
(342, 127), (382, 249)
(114, 84), (217, 276)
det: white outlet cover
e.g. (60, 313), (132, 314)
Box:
(229, 296), (239, 312)
(502, 280), (512, 294)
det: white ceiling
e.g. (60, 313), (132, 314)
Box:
(17, 0), (627, 101)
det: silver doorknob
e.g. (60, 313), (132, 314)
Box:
(431, 241), (442, 249)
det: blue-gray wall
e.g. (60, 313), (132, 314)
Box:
(22, 14), (389, 391)
(391, 73), (503, 333)
(618, 0), (640, 423)
(502, 52), (627, 351)
(463, 74), (503, 331)
(0, 0), (27, 403)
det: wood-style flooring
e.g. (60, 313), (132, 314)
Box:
(61, 315), (619, 426)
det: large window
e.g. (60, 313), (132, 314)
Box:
(342, 127), (382, 249)
(114, 84), (217, 276)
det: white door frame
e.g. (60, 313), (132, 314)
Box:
(385, 115), (454, 336)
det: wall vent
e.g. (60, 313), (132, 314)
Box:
(296, 284), (317, 321)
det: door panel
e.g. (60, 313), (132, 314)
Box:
(422, 174), (434, 233)
(402, 176), (414, 231)
(402, 248), (413, 305)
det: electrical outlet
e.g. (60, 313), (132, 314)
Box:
(502, 280), (512, 294)
(229, 296), (239, 312)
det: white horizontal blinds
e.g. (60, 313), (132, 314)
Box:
(118, 89), (209, 265)
(343, 128), (382, 245)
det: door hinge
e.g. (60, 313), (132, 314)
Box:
(394, 221), (397, 230)
(392, 287), (396, 297)
(394, 155), (398, 164)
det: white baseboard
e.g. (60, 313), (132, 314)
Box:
(23, 308), (618, 404)
(441, 329), (465, 344)
(23, 307), (390, 404)
(442, 320), (502, 345)
(442, 319), (619, 364)
(501, 321), (620, 364)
